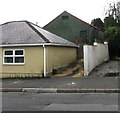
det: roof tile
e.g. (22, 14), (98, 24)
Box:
(0, 21), (78, 47)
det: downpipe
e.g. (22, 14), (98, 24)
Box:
(43, 45), (46, 77)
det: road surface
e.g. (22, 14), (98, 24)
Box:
(2, 92), (119, 111)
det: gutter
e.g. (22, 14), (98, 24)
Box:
(43, 45), (46, 77)
(1, 88), (120, 93)
(0, 43), (78, 48)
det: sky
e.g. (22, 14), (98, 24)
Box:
(0, 0), (117, 27)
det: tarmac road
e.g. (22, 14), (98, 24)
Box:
(2, 92), (119, 111)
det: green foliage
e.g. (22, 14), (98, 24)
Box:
(104, 16), (118, 28)
(104, 1), (120, 27)
(104, 27), (120, 58)
(103, 1), (120, 59)
(91, 18), (104, 31)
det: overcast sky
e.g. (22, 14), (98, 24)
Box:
(0, 0), (117, 27)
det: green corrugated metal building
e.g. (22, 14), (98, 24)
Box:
(43, 11), (104, 45)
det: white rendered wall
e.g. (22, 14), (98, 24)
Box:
(84, 43), (109, 76)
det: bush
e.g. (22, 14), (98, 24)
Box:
(104, 27), (120, 59)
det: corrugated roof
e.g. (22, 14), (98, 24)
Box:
(0, 21), (78, 47)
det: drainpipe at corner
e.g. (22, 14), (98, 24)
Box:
(43, 44), (46, 77)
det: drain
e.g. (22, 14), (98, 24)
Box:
(105, 72), (120, 77)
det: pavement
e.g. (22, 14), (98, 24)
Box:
(1, 76), (120, 93)
(1, 60), (120, 93)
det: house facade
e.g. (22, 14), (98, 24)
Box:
(0, 21), (78, 78)
(43, 11), (104, 45)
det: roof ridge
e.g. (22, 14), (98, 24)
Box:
(64, 11), (100, 31)
(26, 21), (50, 43)
(43, 11), (66, 28)
(0, 20), (29, 26)
(43, 11), (100, 31)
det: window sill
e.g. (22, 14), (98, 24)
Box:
(3, 63), (25, 66)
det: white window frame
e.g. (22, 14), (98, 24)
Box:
(3, 49), (25, 65)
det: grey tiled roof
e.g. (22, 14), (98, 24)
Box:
(0, 21), (77, 47)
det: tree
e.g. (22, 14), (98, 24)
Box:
(104, 27), (120, 58)
(103, 0), (120, 59)
(104, 16), (118, 28)
(91, 18), (104, 31)
(104, 0), (120, 27)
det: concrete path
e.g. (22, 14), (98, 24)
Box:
(89, 60), (120, 77)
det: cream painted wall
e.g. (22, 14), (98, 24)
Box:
(0, 46), (77, 78)
(1, 46), (44, 78)
(46, 46), (77, 74)
(0, 48), (2, 78)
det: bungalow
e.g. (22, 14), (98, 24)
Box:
(0, 21), (78, 78)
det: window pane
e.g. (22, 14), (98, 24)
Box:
(4, 57), (13, 63)
(80, 31), (87, 38)
(15, 50), (23, 55)
(5, 51), (13, 55)
(62, 16), (69, 20)
(15, 57), (24, 63)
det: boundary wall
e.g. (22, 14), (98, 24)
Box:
(84, 42), (109, 76)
